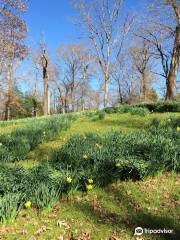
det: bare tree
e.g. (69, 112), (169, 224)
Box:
(73, 0), (124, 107)
(57, 44), (83, 112)
(31, 40), (52, 116)
(136, 28), (170, 79)
(0, 0), (28, 120)
(111, 14), (135, 104)
(166, 0), (180, 99)
(41, 49), (50, 115)
(112, 54), (127, 104)
(56, 44), (94, 112)
(143, 0), (180, 99)
(130, 41), (154, 102)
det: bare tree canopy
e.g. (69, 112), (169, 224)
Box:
(56, 44), (95, 112)
(73, 0), (129, 107)
(139, 0), (180, 99)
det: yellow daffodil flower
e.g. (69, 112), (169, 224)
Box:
(88, 178), (93, 184)
(83, 154), (88, 160)
(95, 143), (102, 149)
(86, 184), (93, 191)
(66, 176), (72, 183)
(177, 127), (180, 132)
(25, 201), (31, 208)
(115, 163), (121, 167)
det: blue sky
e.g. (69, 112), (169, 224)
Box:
(24, 0), (143, 50)
(20, 0), (167, 96)
(25, 0), (80, 49)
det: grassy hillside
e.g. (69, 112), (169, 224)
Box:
(0, 173), (179, 240)
(0, 111), (179, 240)
(4, 112), (179, 169)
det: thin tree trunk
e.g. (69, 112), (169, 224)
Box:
(117, 79), (123, 104)
(166, 25), (180, 100)
(43, 74), (49, 115)
(71, 66), (75, 112)
(32, 99), (37, 117)
(4, 102), (10, 121)
(81, 99), (85, 111)
(4, 64), (12, 120)
(104, 76), (109, 107)
(42, 50), (50, 115)
(81, 87), (85, 111)
(70, 87), (75, 112)
(142, 72), (148, 102)
(65, 90), (69, 113)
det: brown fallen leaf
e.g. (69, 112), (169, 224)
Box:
(16, 229), (28, 235)
(34, 225), (52, 236)
(56, 219), (69, 229)
(78, 232), (91, 240)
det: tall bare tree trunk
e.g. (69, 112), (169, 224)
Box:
(104, 78), (108, 107)
(142, 72), (148, 102)
(117, 79), (123, 104)
(166, 25), (180, 100)
(43, 71), (50, 115)
(42, 50), (50, 115)
(81, 90), (85, 111)
(70, 87), (75, 112)
(43, 78), (48, 115)
(71, 66), (75, 112)
(4, 102), (10, 121)
(65, 89), (69, 113)
(4, 64), (13, 121)
(104, 66), (109, 107)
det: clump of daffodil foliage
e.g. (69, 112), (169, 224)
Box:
(31, 183), (61, 211)
(0, 194), (21, 224)
(0, 114), (75, 162)
(53, 117), (179, 186)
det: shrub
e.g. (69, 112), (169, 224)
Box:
(104, 105), (149, 116)
(117, 105), (133, 113)
(132, 101), (180, 113)
(0, 194), (21, 224)
(104, 107), (118, 114)
(82, 111), (96, 118)
(104, 101), (180, 114)
(97, 110), (106, 120)
(129, 107), (149, 117)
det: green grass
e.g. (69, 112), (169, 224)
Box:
(0, 173), (179, 239)
(0, 112), (180, 239)
(5, 112), (179, 169)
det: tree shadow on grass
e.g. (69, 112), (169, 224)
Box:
(72, 186), (180, 240)
(105, 185), (180, 240)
